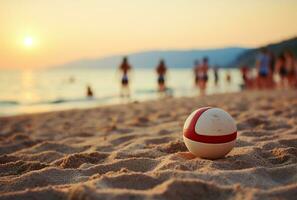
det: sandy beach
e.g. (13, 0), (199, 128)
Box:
(0, 90), (296, 200)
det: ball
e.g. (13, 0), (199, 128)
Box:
(183, 107), (237, 159)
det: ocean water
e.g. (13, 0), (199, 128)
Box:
(0, 68), (243, 116)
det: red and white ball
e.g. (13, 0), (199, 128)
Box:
(183, 107), (237, 159)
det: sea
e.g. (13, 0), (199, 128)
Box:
(0, 68), (243, 116)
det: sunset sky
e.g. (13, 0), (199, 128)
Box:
(0, 0), (297, 69)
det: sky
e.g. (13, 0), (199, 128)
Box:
(0, 0), (297, 69)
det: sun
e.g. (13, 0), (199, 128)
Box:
(23, 36), (33, 47)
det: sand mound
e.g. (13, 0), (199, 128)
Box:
(0, 160), (49, 176)
(53, 152), (109, 169)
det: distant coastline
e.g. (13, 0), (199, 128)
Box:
(49, 47), (249, 69)
(47, 36), (297, 70)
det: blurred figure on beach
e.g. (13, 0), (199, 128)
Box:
(274, 50), (297, 89)
(268, 51), (276, 89)
(256, 48), (271, 89)
(193, 60), (200, 87)
(284, 50), (297, 87)
(226, 71), (231, 84)
(213, 67), (219, 86)
(193, 57), (209, 95)
(119, 56), (132, 98)
(86, 85), (94, 98)
(156, 59), (167, 94)
(240, 66), (254, 89)
(275, 53), (288, 88)
(240, 66), (249, 89)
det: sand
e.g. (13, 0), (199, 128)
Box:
(0, 89), (297, 200)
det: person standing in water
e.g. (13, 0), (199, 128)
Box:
(226, 71), (231, 84)
(275, 53), (287, 88)
(213, 67), (219, 86)
(86, 85), (94, 98)
(268, 51), (276, 89)
(240, 66), (252, 89)
(156, 59), (167, 93)
(119, 56), (132, 98)
(256, 48), (270, 89)
(193, 60), (200, 87)
(193, 57), (209, 95)
(284, 50), (296, 87)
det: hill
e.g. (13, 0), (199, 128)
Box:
(233, 36), (297, 67)
(52, 47), (248, 69)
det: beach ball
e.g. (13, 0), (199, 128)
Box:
(183, 107), (237, 159)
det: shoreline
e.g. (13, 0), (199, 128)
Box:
(0, 89), (241, 118)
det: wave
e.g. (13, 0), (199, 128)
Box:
(0, 95), (118, 107)
(0, 88), (176, 108)
(135, 87), (174, 94)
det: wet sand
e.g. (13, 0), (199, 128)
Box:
(0, 90), (296, 200)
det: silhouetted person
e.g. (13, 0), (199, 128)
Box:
(119, 56), (132, 98)
(193, 60), (200, 87)
(86, 85), (94, 98)
(268, 51), (276, 88)
(213, 67), (219, 86)
(240, 66), (250, 89)
(156, 59), (167, 93)
(193, 57), (209, 95)
(275, 53), (287, 88)
(284, 50), (296, 87)
(226, 71), (231, 84)
(256, 48), (270, 89)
